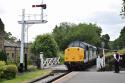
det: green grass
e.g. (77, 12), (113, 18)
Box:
(118, 48), (125, 55)
(105, 48), (125, 57)
(105, 52), (114, 57)
(1, 69), (52, 83)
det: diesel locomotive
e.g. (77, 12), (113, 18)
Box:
(64, 41), (97, 70)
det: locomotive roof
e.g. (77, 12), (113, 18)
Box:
(68, 40), (96, 49)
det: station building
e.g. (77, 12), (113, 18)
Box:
(0, 18), (28, 63)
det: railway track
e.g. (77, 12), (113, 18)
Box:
(29, 65), (96, 83)
(29, 70), (71, 83)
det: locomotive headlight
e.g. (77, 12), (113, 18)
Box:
(65, 57), (68, 60)
(77, 48), (79, 51)
(79, 56), (83, 60)
(67, 49), (70, 51)
(79, 57), (82, 59)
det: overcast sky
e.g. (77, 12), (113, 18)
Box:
(0, 0), (125, 42)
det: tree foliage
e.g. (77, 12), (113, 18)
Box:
(101, 34), (110, 49)
(4, 32), (17, 42)
(113, 0), (125, 49)
(52, 22), (76, 50)
(0, 50), (7, 62)
(53, 22), (102, 50)
(118, 26), (125, 48)
(110, 26), (125, 50)
(0, 19), (4, 32)
(121, 0), (125, 16)
(0, 18), (17, 42)
(30, 34), (59, 58)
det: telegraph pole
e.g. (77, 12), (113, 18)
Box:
(18, 0), (47, 72)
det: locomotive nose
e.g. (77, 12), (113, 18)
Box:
(64, 47), (84, 62)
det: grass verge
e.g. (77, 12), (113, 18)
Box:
(1, 69), (52, 83)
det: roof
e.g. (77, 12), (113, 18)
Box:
(68, 40), (97, 49)
(4, 40), (18, 47)
(4, 40), (29, 48)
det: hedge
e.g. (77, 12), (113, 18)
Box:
(0, 61), (18, 80)
(1, 65), (18, 79)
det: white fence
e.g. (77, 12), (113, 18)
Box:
(40, 52), (60, 69)
(96, 56), (105, 70)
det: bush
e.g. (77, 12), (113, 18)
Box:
(97, 55), (114, 71)
(118, 48), (125, 54)
(105, 57), (115, 71)
(0, 61), (6, 78)
(0, 61), (6, 67)
(1, 65), (18, 79)
(58, 52), (64, 64)
(30, 34), (59, 58)
(0, 67), (4, 79)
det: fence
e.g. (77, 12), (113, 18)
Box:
(96, 55), (105, 70)
(40, 52), (60, 69)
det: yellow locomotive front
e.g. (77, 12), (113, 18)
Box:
(64, 47), (85, 70)
(64, 47), (84, 62)
(64, 41), (97, 70)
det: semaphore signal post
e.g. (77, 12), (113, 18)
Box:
(18, 0), (47, 72)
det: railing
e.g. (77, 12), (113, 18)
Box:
(96, 56), (105, 70)
(40, 52), (60, 69)
(43, 57), (60, 68)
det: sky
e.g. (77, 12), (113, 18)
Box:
(0, 0), (125, 42)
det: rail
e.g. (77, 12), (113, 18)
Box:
(28, 70), (70, 83)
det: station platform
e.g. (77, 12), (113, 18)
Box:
(54, 71), (125, 83)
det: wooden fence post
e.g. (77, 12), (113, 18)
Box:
(40, 52), (44, 69)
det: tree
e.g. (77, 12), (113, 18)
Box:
(0, 50), (7, 62)
(110, 26), (125, 50)
(4, 32), (17, 42)
(53, 22), (102, 50)
(0, 18), (4, 32)
(101, 34), (110, 49)
(53, 22), (76, 50)
(121, 0), (125, 16)
(111, 38), (121, 50)
(119, 26), (125, 48)
(75, 23), (102, 46)
(30, 34), (59, 58)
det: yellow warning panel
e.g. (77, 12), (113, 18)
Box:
(64, 47), (84, 62)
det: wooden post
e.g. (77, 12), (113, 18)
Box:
(40, 52), (44, 69)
